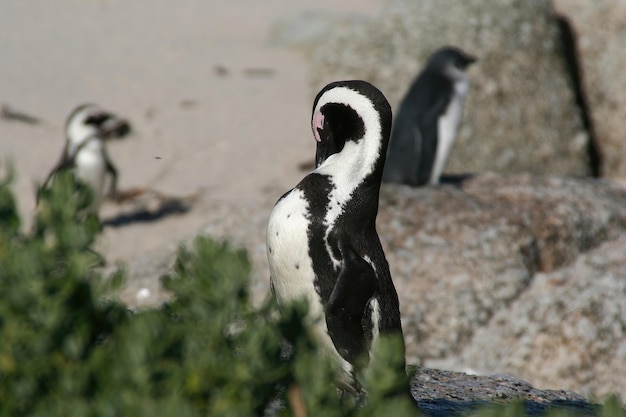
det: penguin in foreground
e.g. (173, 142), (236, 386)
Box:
(40, 104), (131, 213)
(267, 80), (405, 391)
(382, 46), (476, 186)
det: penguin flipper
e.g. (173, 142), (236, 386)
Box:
(326, 241), (377, 365)
(103, 151), (119, 197)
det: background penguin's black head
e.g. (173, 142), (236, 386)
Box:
(427, 46), (477, 72)
(67, 103), (132, 141)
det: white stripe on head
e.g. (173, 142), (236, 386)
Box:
(312, 85), (384, 207)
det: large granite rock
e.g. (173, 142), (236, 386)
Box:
(378, 175), (626, 394)
(380, 180), (537, 360)
(431, 234), (626, 400)
(310, 0), (591, 177)
(553, 0), (626, 181)
(380, 174), (626, 362)
(461, 175), (626, 271)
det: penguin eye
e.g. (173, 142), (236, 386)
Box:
(85, 113), (111, 126)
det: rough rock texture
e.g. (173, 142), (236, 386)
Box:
(379, 174), (626, 367)
(553, 0), (626, 180)
(462, 174), (626, 271)
(379, 181), (537, 361)
(410, 367), (595, 417)
(431, 234), (626, 400)
(310, 0), (591, 177)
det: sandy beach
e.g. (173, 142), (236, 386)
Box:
(1, 1), (386, 267)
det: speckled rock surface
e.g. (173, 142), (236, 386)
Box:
(379, 181), (537, 361)
(553, 0), (626, 180)
(379, 174), (626, 367)
(430, 233), (626, 400)
(462, 174), (626, 271)
(310, 0), (591, 177)
(410, 367), (595, 417)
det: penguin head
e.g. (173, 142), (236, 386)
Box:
(65, 104), (131, 152)
(426, 46), (476, 81)
(311, 80), (392, 183)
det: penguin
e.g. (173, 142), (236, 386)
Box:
(40, 104), (131, 213)
(267, 80), (405, 389)
(382, 46), (476, 186)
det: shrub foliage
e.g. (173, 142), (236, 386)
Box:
(0, 170), (416, 416)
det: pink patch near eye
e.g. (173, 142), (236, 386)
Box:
(312, 111), (324, 142)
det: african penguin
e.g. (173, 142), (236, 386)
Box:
(40, 104), (131, 213)
(382, 46), (475, 186)
(266, 80), (405, 389)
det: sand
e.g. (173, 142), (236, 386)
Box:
(0, 1), (386, 294)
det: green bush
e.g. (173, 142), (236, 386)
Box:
(0, 170), (416, 416)
(0, 169), (623, 417)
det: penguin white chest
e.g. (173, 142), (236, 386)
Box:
(74, 142), (107, 207)
(430, 79), (469, 185)
(267, 189), (324, 318)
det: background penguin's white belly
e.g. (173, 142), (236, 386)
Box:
(74, 149), (106, 207)
(430, 81), (469, 185)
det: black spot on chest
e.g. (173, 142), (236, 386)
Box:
(299, 174), (333, 221)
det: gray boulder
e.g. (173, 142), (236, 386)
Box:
(553, 0), (626, 181)
(310, 0), (591, 177)
(431, 233), (626, 399)
(410, 367), (595, 416)
(378, 174), (626, 398)
(379, 180), (536, 361)
(462, 174), (626, 270)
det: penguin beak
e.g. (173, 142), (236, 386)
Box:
(85, 110), (132, 140)
(102, 116), (132, 140)
(315, 130), (330, 168)
(315, 128), (342, 168)
(464, 54), (477, 67)
(311, 104), (353, 168)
